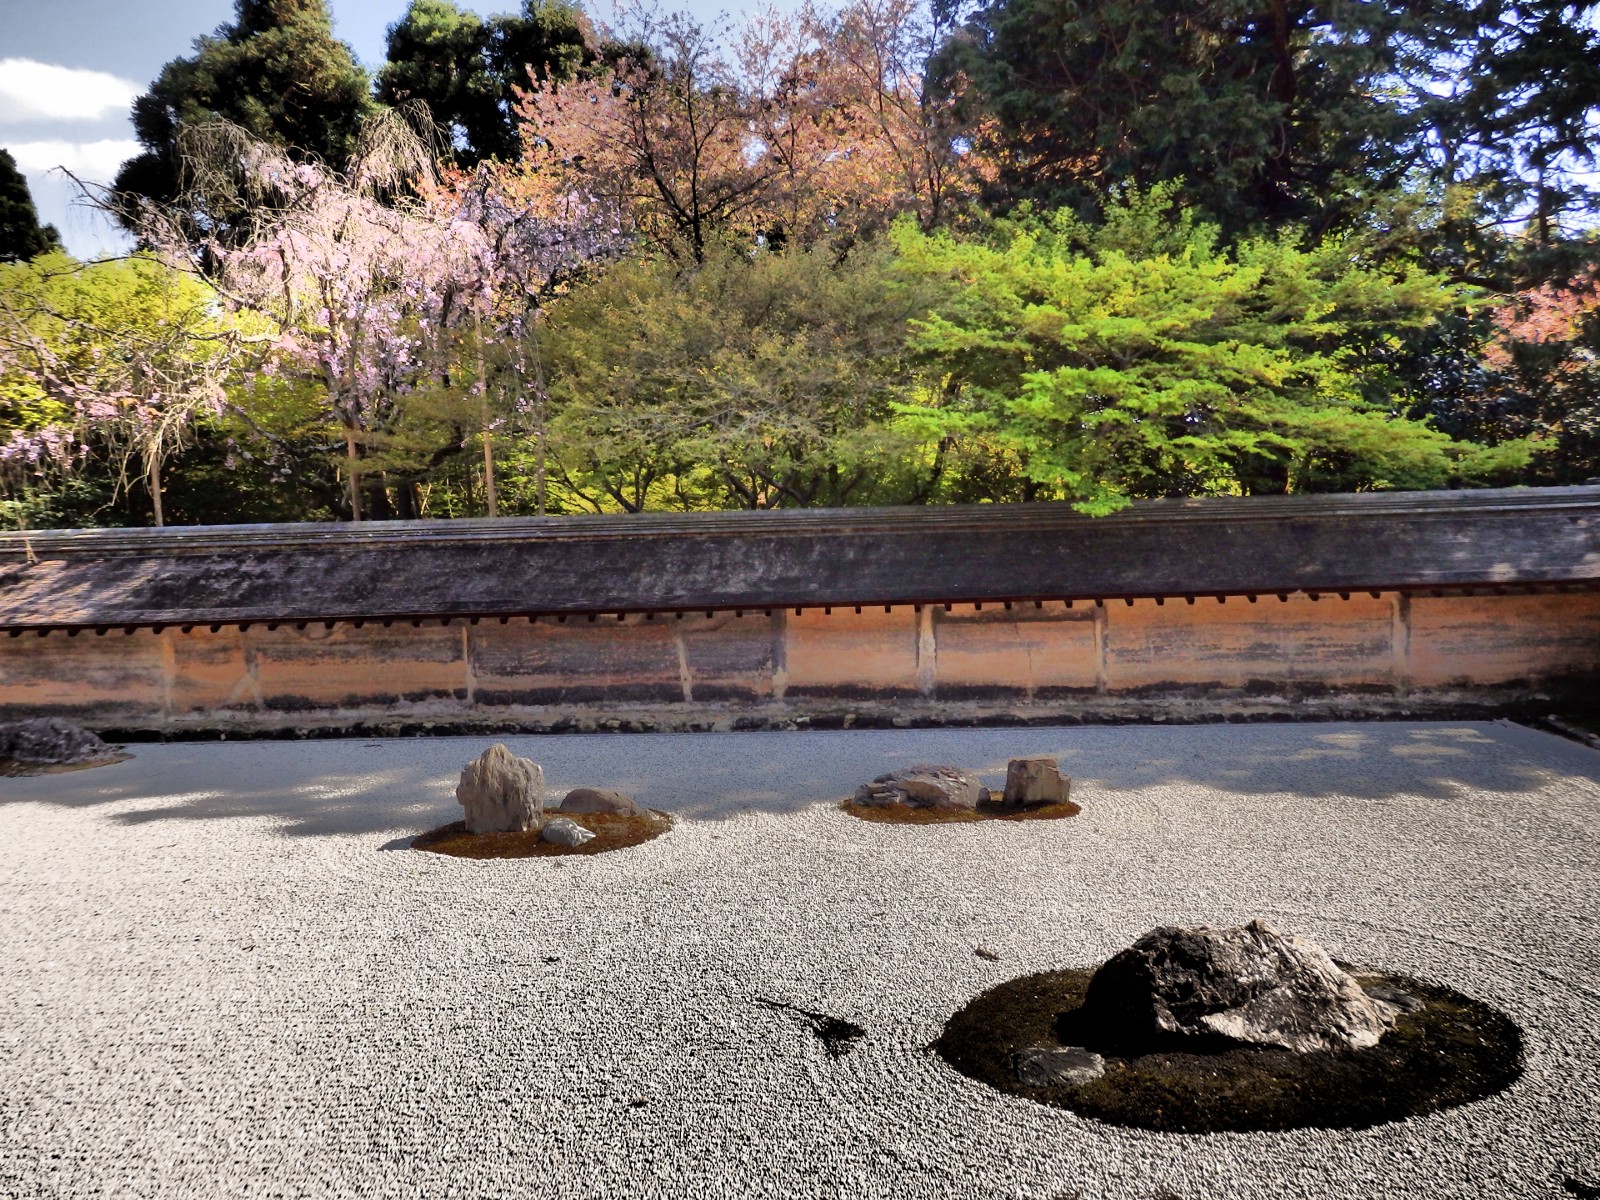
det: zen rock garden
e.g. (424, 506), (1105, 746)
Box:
(937, 917), (1523, 1133)
(843, 755), (1080, 824)
(412, 743), (672, 859)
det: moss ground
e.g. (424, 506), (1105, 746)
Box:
(412, 811), (673, 859)
(935, 966), (1523, 1133)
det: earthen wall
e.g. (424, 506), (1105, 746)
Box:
(3, 590), (1595, 731)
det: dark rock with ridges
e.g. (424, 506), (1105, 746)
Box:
(0, 718), (118, 766)
(1079, 919), (1398, 1053)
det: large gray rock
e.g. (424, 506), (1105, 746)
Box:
(0, 718), (118, 766)
(1003, 756), (1069, 805)
(1080, 919), (1398, 1053)
(853, 765), (987, 810)
(557, 787), (645, 817)
(455, 744), (544, 834)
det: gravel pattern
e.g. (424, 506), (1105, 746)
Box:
(2, 720), (1598, 1200)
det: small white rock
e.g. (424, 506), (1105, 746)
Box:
(541, 817), (596, 847)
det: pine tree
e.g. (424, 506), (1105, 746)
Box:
(112, 0), (374, 222)
(0, 150), (61, 262)
(378, 0), (592, 166)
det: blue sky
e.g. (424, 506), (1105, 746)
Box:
(0, 0), (746, 257)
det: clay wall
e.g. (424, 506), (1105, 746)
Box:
(2, 590), (1596, 731)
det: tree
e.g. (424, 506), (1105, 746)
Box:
(533, 236), (934, 512)
(1469, 269), (1600, 482)
(136, 114), (621, 521)
(0, 253), (258, 526)
(378, 0), (594, 166)
(112, 0), (374, 223)
(1435, 1), (1600, 251)
(891, 188), (1531, 513)
(927, 0), (1461, 234)
(0, 150), (61, 263)
(507, 1), (993, 260)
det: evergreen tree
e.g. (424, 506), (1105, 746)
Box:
(928, 0), (1470, 235)
(378, 0), (593, 165)
(891, 188), (1530, 512)
(0, 150), (61, 262)
(112, 0), (374, 222)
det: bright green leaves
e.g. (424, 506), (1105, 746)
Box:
(893, 190), (1528, 512)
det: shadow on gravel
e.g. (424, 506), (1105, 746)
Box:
(0, 721), (1591, 838)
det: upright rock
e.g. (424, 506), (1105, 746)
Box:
(456, 744), (544, 834)
(1003, 756), (1069, 806)
(854, 765), (987, 811)
(1079, 919), (1398, 1053)
(0, 717), (119, 766)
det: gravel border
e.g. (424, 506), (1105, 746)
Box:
(2, 720), (1598, 1199)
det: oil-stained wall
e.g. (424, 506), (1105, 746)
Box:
(1, 590), (1596, 727)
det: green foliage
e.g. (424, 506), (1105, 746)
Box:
(0, 252), (265, 527)
(534, 237), (938, 512)
(112, 0), (374, 221)
(0, 150), (60, 263)
(379, 0), (593, 165)
(891, 188), (1530, 513)
(929, 0), (1431, 234)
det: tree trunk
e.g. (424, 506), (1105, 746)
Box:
(344, 426), (363, 522)
(477, 314), (498, 518)
(148, 454), (165, 528)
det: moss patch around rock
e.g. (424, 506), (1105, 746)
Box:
(412, 810), (672, 859)
(935, 966), (1523, 1133)
(840, 798), (1081, 825)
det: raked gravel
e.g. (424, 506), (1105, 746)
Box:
(2, 720), (1599, 1200)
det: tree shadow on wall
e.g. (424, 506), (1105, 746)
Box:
(0, 720), (1593, 838)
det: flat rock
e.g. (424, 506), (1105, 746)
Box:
(456, 744), (543, 834)
(557, 787), (645, 817)
(1079, 919), (1398, 1053)
(853, 765), (987, 810)
(0, 718), (119, 766)
(1015, 1046), (1105, 1088)
(541, 817), (596, 847)
(1003, 756), (1069, 805)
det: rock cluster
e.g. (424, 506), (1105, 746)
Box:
(0, 718), (119, 766)
(454, 749), (658, 847)
(1079, 919), (1399, 1053)
(456, 744), (544, 834)
(853, 765), (987, 810)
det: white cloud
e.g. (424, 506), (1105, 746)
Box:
(9, 139), (141, 184)
(0, 59), (139, 123)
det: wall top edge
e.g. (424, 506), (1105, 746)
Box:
(1, 486), (1597, 558)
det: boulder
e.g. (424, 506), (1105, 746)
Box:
(1015, 1046), (1105, 1089)
(1079, 919), (1398, 1054)
(1003, 756), (1069, 806)
(456, 744), (543, 834)
(853, 765), (987, 810)
(541, 817), (596, 847)
(557, 787), (645, 817)
(0, 717), (118, 766)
